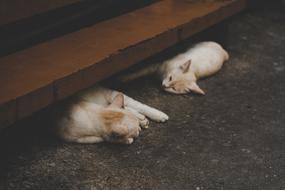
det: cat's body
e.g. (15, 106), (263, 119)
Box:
(160, 41), (229, 80)
(120, 41), (229, 95)
(56, 86), (168, 144)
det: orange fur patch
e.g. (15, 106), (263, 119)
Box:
(100, 111), (124, 129)
(170, 81), (187, 91)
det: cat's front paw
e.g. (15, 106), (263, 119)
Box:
(139, 117), (149, 129)
(124, 138), (134, 144)
(150, 111), (169, 123)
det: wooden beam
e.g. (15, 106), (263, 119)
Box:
(0, 0), (248, 128)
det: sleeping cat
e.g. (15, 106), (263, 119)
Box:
(56, 86), (168, 144)
(119, 41), (229, 95)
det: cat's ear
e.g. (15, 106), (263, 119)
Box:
(109, 93), (125, 108)
(180, 60), (191, 73)
(189, 82), (205, 95)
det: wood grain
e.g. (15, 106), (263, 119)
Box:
(0, 0), (248, 128)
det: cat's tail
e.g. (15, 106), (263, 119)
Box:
(117, 63), (160, 82)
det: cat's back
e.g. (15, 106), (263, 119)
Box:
(77, 85), (112, 106)
(57, 85), (112, 136)
(162, 53), (189, 71)
(56, 98), (101, 142)
(188, 41), (229, 61)
(187, 42), (229, 78)
(164, 42), (228, 67)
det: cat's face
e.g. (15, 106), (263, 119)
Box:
(162, 71), (194, 94)
(162, 60), (205, 95)
(101, 94), (140, 144)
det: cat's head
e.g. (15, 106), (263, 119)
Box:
(101, 93), (140, 144)
(162, 60), (205, 95)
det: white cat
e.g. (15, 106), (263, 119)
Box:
(56, 86), (169, 144)
(120, 41), (229, 95)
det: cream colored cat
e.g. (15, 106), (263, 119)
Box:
(56, 86), (168, 144)
(120, 41), (229, 95)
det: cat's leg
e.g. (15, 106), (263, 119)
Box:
(109, 90), (168, 122)
(125, 107), (149, 129)
(75, 136), (103, 144)
(118, 63), (160, 82)
(76, 136), (134, 144)
(122, 138), (134, 144)
(123, 95), (169, 123)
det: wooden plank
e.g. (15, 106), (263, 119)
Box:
(0, 0), (82, 25)
(179, 0), (248, 40)
(17, 85), (54, 119)
(54, 30), (178, 100)
(0, 0), (248, 128)
(0, 101), (16, 129)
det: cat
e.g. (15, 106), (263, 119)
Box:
(119, 41), (229, 95)
(56, 86), (169, 144)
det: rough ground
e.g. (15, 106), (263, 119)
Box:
(0, 4), (285, 190)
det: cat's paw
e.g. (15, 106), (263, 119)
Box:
(125, 138), (134, 144)
(139, 117), (149, 129)
(150, 111), (169, 123)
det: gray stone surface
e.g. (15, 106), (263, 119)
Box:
(0, 3), (285, 190)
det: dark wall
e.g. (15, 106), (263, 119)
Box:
(0, 0), (156, 57)
(0, 0), (81, 26)
(249, 0), (285, 7)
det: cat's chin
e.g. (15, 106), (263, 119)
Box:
(163, 88), (188, 95)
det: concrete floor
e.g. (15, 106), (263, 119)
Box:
(0, 4), (285, 190)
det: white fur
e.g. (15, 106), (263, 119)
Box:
(56, 86), (168, 144)
(161, 42), (229, 94)
(162, 41), (228, 79)
(80, 86), (169, 122)
(119, 41), (229, 95)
